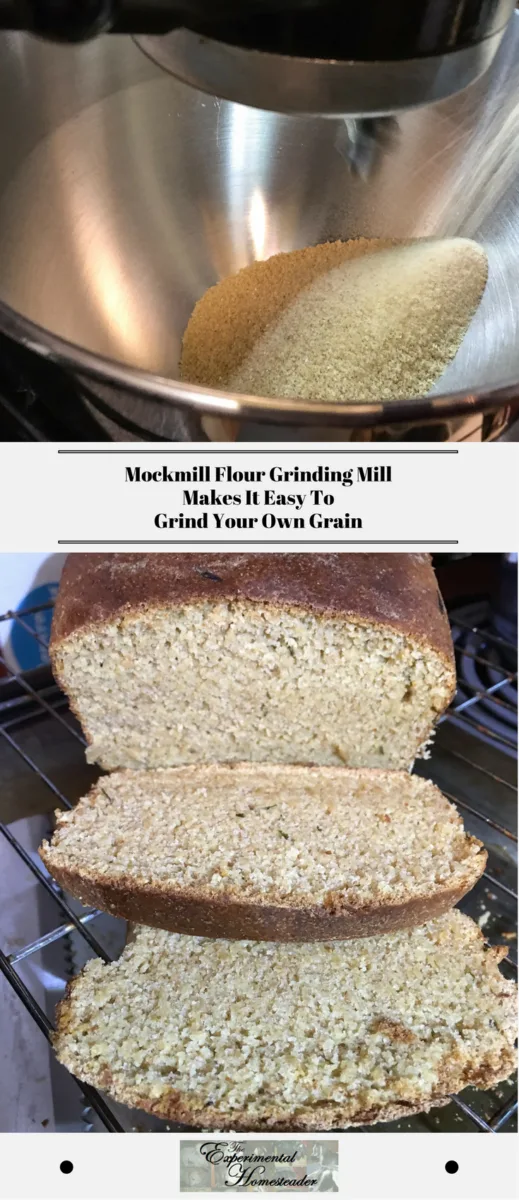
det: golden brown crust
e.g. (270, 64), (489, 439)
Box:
(40, 850), (486, 943)
(106, 1073), (509, 1131)
(50, 553), (455, 685)
(120, 1045), (517, 1130)
(77, 1079), (457, 1131)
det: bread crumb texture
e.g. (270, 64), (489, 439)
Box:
(43, 765), (485, 910)
(180, 237), (488, 404)
(53, 601), (453, 771)
(54, 911), (517, 1131)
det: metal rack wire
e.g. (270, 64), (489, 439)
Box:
(0, 598), (517, 1134)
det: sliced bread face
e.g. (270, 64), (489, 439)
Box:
(50, 554), (455, 772)
(40, 765), (486, 941)
(53, 911), (517, 1132)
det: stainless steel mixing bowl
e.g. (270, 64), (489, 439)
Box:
(1, 23), (519, 441)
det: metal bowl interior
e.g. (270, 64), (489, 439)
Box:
(0, 24), (519, 432)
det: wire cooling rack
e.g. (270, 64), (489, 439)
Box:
(0, 598), (517, 1134)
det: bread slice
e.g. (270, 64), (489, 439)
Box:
(53, 911), (517, 1131)
(49, 553), (455, 771)
(40, 765), (486, 941)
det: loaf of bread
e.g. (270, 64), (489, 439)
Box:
(53, 911), (517, 1131)
(50, 553), (455, 771)
(40, 765), (486, 941)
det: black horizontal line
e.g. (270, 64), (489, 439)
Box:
(58, 540), (459, 545)
(58, 449), (458, 454)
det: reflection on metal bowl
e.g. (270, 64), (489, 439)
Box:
(1, 23), (519, 440)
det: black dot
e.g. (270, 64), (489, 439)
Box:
(445, 1161), (459, 1175)
(60, 1161), (74, 1175)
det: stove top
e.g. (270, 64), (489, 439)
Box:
(0, 332), (168, 441)
(449, 601), (518, 757)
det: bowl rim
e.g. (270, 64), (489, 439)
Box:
(1, 297), (519, 429)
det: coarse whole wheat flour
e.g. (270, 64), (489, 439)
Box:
(180, 237), (488, 404)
